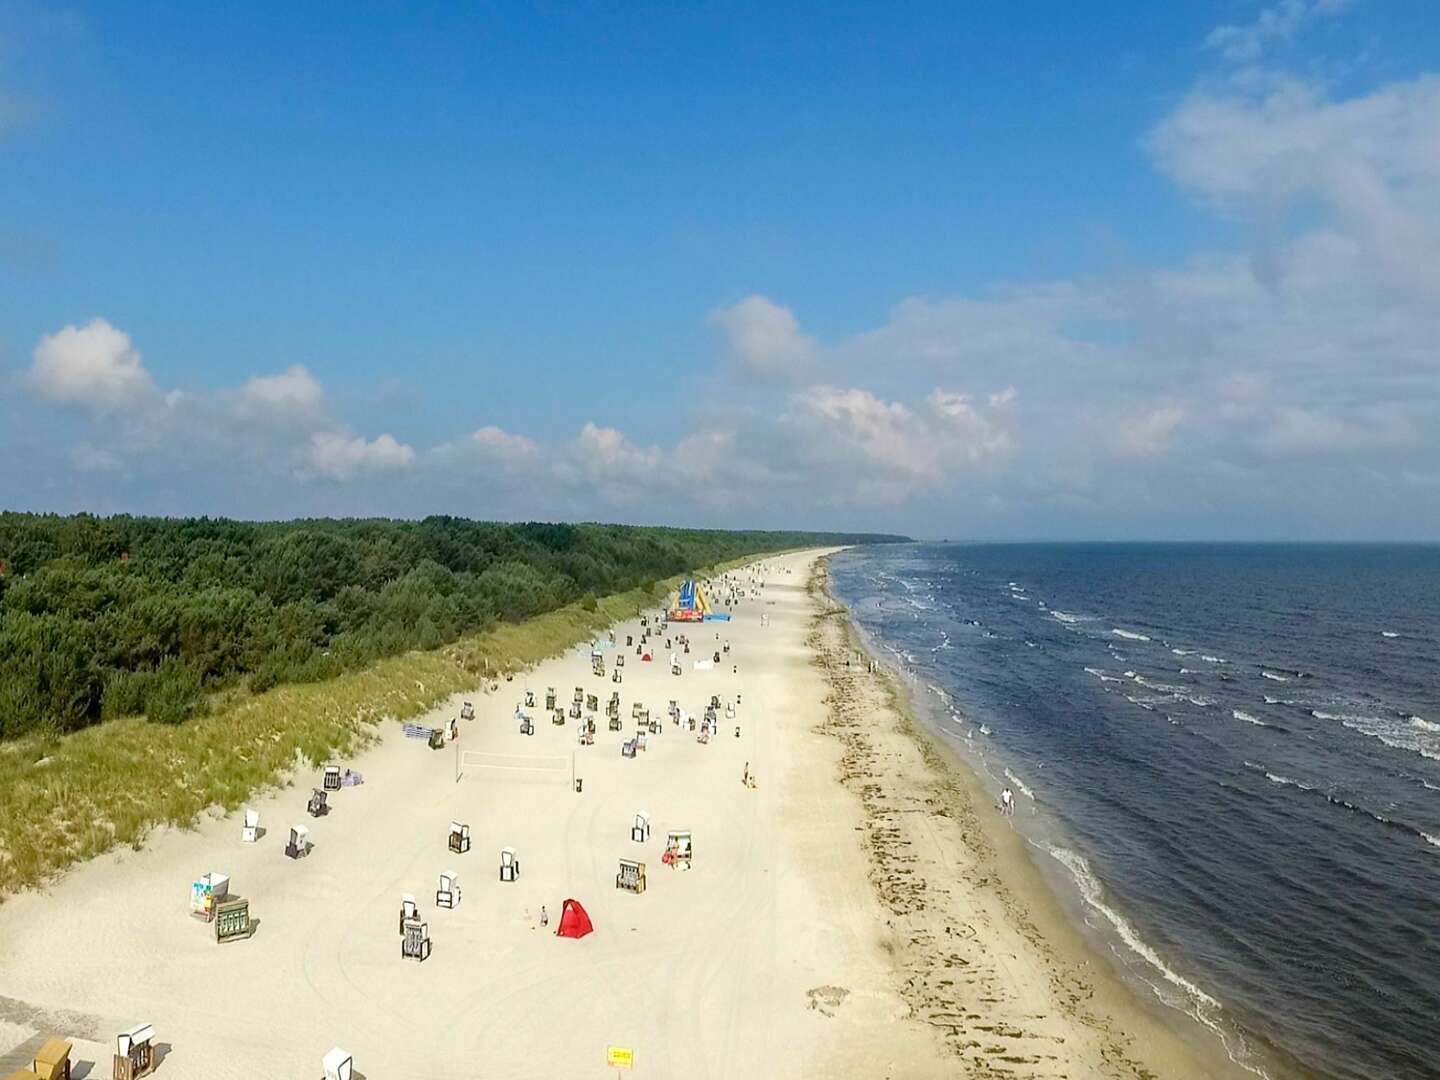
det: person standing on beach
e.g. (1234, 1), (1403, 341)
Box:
(1000, 787), (1014, 816)
(540, 904), (548, 928)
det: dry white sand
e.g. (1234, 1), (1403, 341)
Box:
(0, 550), (945, 1078)
(0, 547), (1235, 1079)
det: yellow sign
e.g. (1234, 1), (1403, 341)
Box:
(606, 1045), (634, 1069)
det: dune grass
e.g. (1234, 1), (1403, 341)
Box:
(0, 561), (757, 898)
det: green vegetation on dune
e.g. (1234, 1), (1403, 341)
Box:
(0, 553), (762, 896)
(0, 512), (905, 739)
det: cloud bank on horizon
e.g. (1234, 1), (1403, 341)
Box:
(3, 2), (1437, 539)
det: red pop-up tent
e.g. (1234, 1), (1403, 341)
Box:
(556, 898), (593, 939)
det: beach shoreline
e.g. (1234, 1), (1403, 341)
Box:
(0, 546), (1247, 1078)
(810, 555), (1253, 1079)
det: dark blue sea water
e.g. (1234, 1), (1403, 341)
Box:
(828, 543), (1440, 1080)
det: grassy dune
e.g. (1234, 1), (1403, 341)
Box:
(0, 565), (725, 898)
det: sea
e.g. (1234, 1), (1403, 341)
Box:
(827, 543), (1440, 1080)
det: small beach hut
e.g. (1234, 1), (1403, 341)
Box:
(286, 825), (310, 859)
(556, 898), (593, 939)
(449, 821), (471, 853)
(113, 1024), (155, 1080)
(402, 917), (431, 961)
(322, 1047), (354, 1080)
(436, 870), (460, 908)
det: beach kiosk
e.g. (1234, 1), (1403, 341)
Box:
(616, 858), (647, 894)
(322, 1046), (354, 1080)
(241, 808), (259, 843)
(662, 830), (692, 870)
(402, 918), (431, 962)
(322, 763), (341, 792)
(399, 893), (417, 934)
(632, 811), (651, 843)
(436, 870), (461, 909)
(499, 847), (520, 882)
(286, 824), (311, 859)
(29, 1037), (71, 1080)
(113, 1023), (155, 1080)
(449, 821), (471, 854)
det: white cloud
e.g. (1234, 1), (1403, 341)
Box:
(28, 318), (155, 412)
(709, 295), (818, 378)
(1204, 0), (1353, 64)
(238, 365), (324, 413)
(1109, 405), (1186, 458)
(302, 431), (416, 480)
(69, 443), (124, 473)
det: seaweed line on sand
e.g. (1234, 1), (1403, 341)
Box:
(806, 558), (1164, 1080)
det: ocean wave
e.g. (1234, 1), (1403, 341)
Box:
(1003, 768), (1034, 799)
(1042, 845), (1223, 1011)
(1051, 610), (1090, 624)
(1085, 667), (1125, 684)
(1245, 761), (1312, 790)
(1113, 628), (1151, 641)
(1411, 716), (1439, 733)
(1261, 671), (1290, 682)
(1233, 710), (1274, 728)
(1314, 710), (1440, 764)
(1201, 655), (1228, 664)
(1172, 648), (1195, 656)
(1381, 631), (1400, 639)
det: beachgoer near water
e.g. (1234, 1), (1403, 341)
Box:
(540, 904), (549, 928)
(1000, 787), (1014, 816)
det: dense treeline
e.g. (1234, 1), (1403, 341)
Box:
(0, 513), (906, 737)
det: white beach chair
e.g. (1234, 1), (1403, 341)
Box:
(632, 810), (651, 843)
(323, 1046), (354, 1080)
(242, 808), (259, 843)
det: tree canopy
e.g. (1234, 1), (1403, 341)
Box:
(0, 512), (906, 737)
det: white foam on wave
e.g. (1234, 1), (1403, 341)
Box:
(1382, 631), (1400, 639)
(1245, 761), (1312, 791)
(1423, 833), (1440, 850)
(1113, 628), (1151, 641)
(1051, 610), (1088, 624)
(1233, 710), (1271, 728)
(1172, 648), (1195, 656)
(1042, 844), (1224, 1017)
(1410, 716), (1439, 733)
(1201, 655), (1227, 664)
(1316, 710), (1440, 764)
(1003, 769), (1034, 799)
(1421, 779), (1440, 792)
(1085, 667), (1124, 684)
(1261, 671), (1290, 682)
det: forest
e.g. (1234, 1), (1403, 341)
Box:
(0, 512), (905, 738)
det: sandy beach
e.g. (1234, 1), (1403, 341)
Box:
(0, 548), (1231, 1078)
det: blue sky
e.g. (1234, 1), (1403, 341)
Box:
(3, 2), (1439, 538)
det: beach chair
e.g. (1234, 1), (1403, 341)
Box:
(636, 732), (648, 752)
(436, 870), (461, 908)
(322, 1046), (354, 1080)
(427, 728), (445, 750)
(30, 1036), (71, 1080)
(399, 893), (417, 934)
(524, 689), (535, 708)
(499, 847), (520, 882)
(568, 700), (581, 719)
(586, 693), (599, 712)
(323, 764), (341, 791)
(632, 810), (651, 842)
(113, 1024), (155, 1080)
(622, 738), (637, 758)
(242, 808), (259, 843)
(520, 715), (534, 735)
(307, 788), (329, 817)
(616, 653), (625, 667)
(663, 831), (692, 870)
(616, 858), (647, 894)
(460, 701), (475, 720)
(402, 917), (431, 962)
(609, 715), (622, 731)
(286, 825), (310, 859)
(545, 687), (556, 711)
(449, 821), (471, 854)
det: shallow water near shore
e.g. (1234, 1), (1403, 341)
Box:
(829, 542), (1440, 1080)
